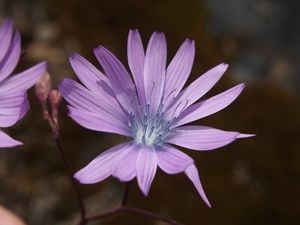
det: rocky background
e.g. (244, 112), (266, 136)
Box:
(0, 0), (299, 224)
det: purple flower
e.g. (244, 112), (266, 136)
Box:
(59, 30), (254, 207)
(0, 19), (47, 148)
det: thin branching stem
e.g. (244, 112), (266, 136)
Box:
(40, 103), (87, 224)
(85, 205), (184, 225)
(55, 137), (87, 224)
(121, 182), (130, 206)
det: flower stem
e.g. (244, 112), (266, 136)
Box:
(55, 137), (87, 223)
(85, 181), (184, 225)
(121, 182), (130, 206)
(85, 205), (184, 225)
(39, 101), (87, 224)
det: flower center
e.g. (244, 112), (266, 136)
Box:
(128, 104), (176, 146)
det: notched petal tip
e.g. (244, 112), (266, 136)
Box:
(149, 31), (166, 41)
(36, 61), (48, 72)
(190, 39), (195, 46)
(13, 141), (23, 147)
(220, 62), (229, 70)
(141, 188), (150, 197)
(0, 130), (23, 148)
(2, 18), (12, 24)
(73, 170), (97, 184)
(233, 83), (246, 94)
(93, 46), (111, 61)
(73, 173), (88, 184)
(237, 133), (256, 138)
(183, 38), (195, 45)
(13, 30), (21, 41)
(94, 45), (106, 53)
(129, 28), (139, 34)
(1, 18), (13, 29)
(239, 83), (246, 89)
(185, 164), (211, 207)
(69, 52), (81, 60)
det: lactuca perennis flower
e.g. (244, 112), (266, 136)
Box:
(0, 19), (46, 148)
(59, 30), (254, 207)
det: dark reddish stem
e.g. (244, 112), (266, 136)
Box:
(121, 182), (130, 206)
(40, 102), (87, 224)
(55, 137), (87, 224)
(85, 205), (184, 225)
(85, 182), (184, 225)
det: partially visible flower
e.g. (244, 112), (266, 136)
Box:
(0, 19), (47, 148)
(59, 29), (254, 207)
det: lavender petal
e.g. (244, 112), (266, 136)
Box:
(157, 144), (194, 174)
(136, 146), (157, 196)
(166, 63), (228, 118)
(127, 29), (146, 106)
(166, 125), (253, 151)
(164, 39), (195, 107)
(185, 164), (211, 207)
(174, 83), (245, 127)
(143, 32), (167, 116)
(74, 142), (131, 184)
(0, 129), (22, 148)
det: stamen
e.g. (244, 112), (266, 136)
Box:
(130, 113), (138, 133)
(172, 98), (189, 118)
(156, 120), (170, 134)
(155, 112), (164, 126)
(148, 124), (155, 138)
(146, 104), (150, 116)
(164, 88), (177, 104)
(156, 102), (164, 116)
(142, 135), (146, 144)
(153, 134), (162, 144)
(161, 117), (177, 137)
(181, 98), (189, 113)
(172, 101), (183, 117)
(149, 82), (156, 101)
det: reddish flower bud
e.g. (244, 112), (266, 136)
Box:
(35, 72), (51, 103)
(49, 89), (62, 122)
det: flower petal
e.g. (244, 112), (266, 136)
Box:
(0, 94), (29, 127)
(0, 129), (22, 148)
(144, 32), (167, 116)
(94, 46), (137, 111)
(0, 92), (26, 114)
(166, 63), (228, 118)
(166, 125), (252, 151)
(0, 31), (21, 82)
(68, 106), (130, 137)
(157, 144), (194, 174)
(185, 164), (211, 207)
(136, 146), (157, 196)
(163, 39), (195, 107)
(0, 62), (47, 94)
(127, 29), (146, 106)
(70, 53), (114, 96)
(174, 83), (245, 127)
(111, 143), (139, 182)
(0, 19), (13, 63)
(74, 142), (131, 184)
(58, 78), (126, 123)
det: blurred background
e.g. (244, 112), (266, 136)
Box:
(0, 0), (299, 224)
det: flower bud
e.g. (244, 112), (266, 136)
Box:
(49, 89), (62, 122)
(35, 72), (51, 103)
